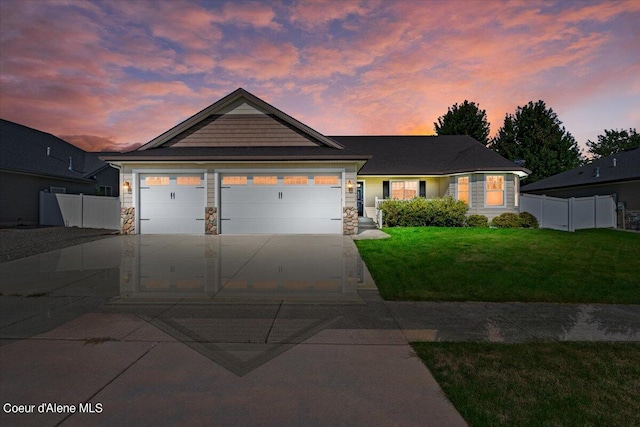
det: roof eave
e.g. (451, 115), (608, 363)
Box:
(103, 155), (371, 162)
(522, 176), (640, 192)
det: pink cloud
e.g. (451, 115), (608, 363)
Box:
(219, 41), (299, 79)
(289, 0), (378, 29)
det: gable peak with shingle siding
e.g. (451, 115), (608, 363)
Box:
(521, 146), (640, 192)
(138, 88), (345, 151)
(0, 118), (110, 181)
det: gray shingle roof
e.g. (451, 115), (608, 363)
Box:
(331, 135), (529, 175)
(0, 119), (112, 181)
(521, 147), (640, 192)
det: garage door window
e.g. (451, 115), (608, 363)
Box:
(253, 176), (278, 185)
(145, 177), (170, 186)
(222, 176), (247, 185)
(314, 176), (339, 185)
(177, 176), (201, 186)
(284, 176), (308, 185)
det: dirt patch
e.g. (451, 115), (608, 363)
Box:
(0, 227), (118, 263)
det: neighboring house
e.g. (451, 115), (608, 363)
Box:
(0, 119), (119, 227)
(521, 147), (640, 229)
(102, 88), (528, 235)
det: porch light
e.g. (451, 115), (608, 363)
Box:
(347, 180), (353, 193)
(123, 181), (131, 194)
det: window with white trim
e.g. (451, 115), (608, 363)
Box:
(485, 175), (505, 206)
(391, 181), (418, 200)
(457, 176), (470, 205)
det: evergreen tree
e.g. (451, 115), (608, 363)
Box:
(434, 100), (490, 145)
(586, 128), (640, 158)
(490, 100), (582, 182)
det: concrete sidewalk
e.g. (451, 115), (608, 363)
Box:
(2, 292), (639, 427)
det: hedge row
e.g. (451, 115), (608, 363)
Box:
(465, 212), (539, 228)
(379, 197), (468, 227)
(378, 197), (539, 229)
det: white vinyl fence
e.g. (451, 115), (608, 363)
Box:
(520, 194), (616, 232)
(40, 192), (120, 229)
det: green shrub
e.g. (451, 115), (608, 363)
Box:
(519, 212), (539, 229)
(379, 197), (468, 227)
(466, 214), (489, 228)
(491, 213), (521, 228)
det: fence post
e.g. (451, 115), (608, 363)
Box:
(568, 197), (574, 232)
(541, 195), (546, 229)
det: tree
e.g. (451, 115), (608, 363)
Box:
(586, 128), (640, 159)
(434, 100), (490, 145)
(490, 100), (582, 183)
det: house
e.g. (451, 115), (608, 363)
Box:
(0, 119), (119, 227)
(102, 88), (528, 235)
(332, 136), (529, 221)
(521, 147), (640, 229)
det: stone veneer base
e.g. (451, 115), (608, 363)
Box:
(121, 207), (135, 235)
(205, 207), (218, 235)
(343, 207), (358, 235)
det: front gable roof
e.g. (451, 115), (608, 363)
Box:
(521, 147), (640, 192)
(139, 88), (345, 150)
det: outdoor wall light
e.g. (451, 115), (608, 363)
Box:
(347, 180), (353, 193)
(123, 181), (131, 194)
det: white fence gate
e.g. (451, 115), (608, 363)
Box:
(40, 192), (120, 229)
(520, 194), (616, 232)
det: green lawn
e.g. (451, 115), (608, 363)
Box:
(355, 228), (640, 303)
(413, 342), (640, 427)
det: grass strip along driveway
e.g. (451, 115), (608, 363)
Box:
(413, 342), (640, 427)
(355, 228), (640, 303)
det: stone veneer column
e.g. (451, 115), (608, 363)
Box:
(343, 207), (358, 235)
(121, 207), (135, 235)
(205, 207), (218, 235)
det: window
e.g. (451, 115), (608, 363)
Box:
(177, 176), (201, 186)
(98, 185), (112, 196)
(457, 176), (470, 205)
(222, 176), (247, 185)
(284, 175), (308, 185)
(253, 176), (278, 185)
(391, 181), (418, 200)
(485, 175), (505, 206)
(313, 175), (339, 185)
(145, 177), (169, 186)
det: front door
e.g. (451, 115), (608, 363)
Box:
(356, 181), (364, 217)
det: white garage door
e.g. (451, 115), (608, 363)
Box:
(220, 173), (342, 234)
(139, 174), (205, 234)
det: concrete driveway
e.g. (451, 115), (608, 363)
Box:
(0, 234), (467, 427)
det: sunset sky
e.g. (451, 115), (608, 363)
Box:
(1, 0), (639, 153)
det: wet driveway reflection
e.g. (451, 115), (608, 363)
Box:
(118, 235), (372, 302)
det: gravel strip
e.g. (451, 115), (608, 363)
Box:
(0, 227), (118, 263)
